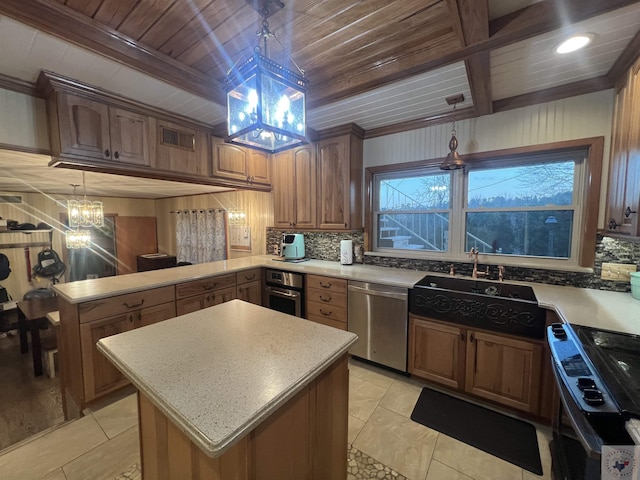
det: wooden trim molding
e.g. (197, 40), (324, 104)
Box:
(364, 137), (604, 267)
(608, 29), (640, 87)
(364, 107), (476, 139)
(0, 0), (226, 105)
(0, 73), (40, 97)
(0, 143), (50, 156)
(315, 123), (365, 141)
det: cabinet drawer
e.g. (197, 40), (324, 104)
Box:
(308, 315), (347, 331)
(306, 300), (346, 322)
(209, 286), (236, 305)
(306, 275), (347, 294)
(236, 268), (262, 285)
(175, 274), (236, 299)
(306, 287), (346, 308)
(79, 286), (175, 323)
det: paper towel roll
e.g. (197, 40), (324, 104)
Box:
(340, 240), (353, 265)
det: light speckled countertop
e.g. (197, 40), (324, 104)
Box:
(97, 300), (357, 458)
(54, 255), (640, 335)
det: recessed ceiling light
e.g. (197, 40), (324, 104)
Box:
(555, 34), (594, 54)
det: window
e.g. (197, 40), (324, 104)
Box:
(368, 140), (603, 267)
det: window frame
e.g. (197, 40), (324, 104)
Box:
(364, 137), (604, 268)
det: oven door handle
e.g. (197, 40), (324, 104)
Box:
(267, 288), (299, 299)
(552, 362), (603, 457)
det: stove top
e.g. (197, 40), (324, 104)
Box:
(572, 325), (640, 419)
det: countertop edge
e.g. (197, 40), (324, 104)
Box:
(97, 333), (357, 458)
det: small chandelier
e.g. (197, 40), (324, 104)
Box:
(67, 172), (104, 228)
(65, 229), (91, 249)
(225, 0), (307, 153)
(440, 94), (466, 171)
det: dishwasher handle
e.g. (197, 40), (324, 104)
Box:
(348, 284), (407, 301)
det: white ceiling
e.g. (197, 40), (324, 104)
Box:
(0, 1), (638, 199)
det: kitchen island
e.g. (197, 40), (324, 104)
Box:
(97, 300), (357, 479)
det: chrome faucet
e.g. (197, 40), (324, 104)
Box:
(469, 248), (479, 278)
(449, 264), (455, 276)
(498, 265), (505, 282)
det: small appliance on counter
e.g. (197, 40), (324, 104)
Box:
(280, 233), (305, 260)
(340, 240), (353, 265)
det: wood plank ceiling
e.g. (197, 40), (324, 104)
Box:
(0, 0), (639, 135)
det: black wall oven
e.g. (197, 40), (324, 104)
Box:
(264, 269), (304, 318)
(548, 323), (640, 479)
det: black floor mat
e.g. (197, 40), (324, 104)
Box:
(410, 388), (543, 475)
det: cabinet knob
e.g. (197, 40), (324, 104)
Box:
(344, 222), (347, 227)
(608, 218), (619, 230)
(469, 333), (474, 343)
(625, 206), (637, 217)
(128, 314), (134, 322)
(104, 149), (110, 158)
(460, 333), (465, 341)
(114, 151), (120, 159)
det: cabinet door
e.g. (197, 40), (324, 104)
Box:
(293, 145), (317, 228)
(176, 293), (209, 316)
(57, 92), (111, 160)
(208, 286), (237, 306)
(108, 107), (150, 166)
(80, 313), (134, 401)
(272, 150), (296, 228)
(317, 136), (350, 229)
(135, 302), (176, 328)
(465, 330), (542, 412)
(212, 141), (248, 181)
(237, 280), (262, 305)
(154, 120), (207, 176)
(409, 316), (465, 389)
(247, 150), (271, 185)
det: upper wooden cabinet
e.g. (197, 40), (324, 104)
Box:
(606, 56), (640, 236)
(211, 137), (271, 186)
(317, 131), (363, 230)
(272, 144), (316, 229)
(154, 119), (208, 177)
(54, 92), (151, 167)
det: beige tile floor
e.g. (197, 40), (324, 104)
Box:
(0, 359), (552, 479)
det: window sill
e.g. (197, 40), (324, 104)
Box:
(364, 250), (594, 274)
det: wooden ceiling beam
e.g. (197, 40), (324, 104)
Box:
(0, 0), (227, 105)
(607, 29), (640, 88)
(449, 0), (492, 116)
(492, 76), (614, 113)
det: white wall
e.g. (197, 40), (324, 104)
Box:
(0, 88), (49, 150)
(364, 90), (615, 227)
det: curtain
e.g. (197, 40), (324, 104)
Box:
(175, 209), (227, 264)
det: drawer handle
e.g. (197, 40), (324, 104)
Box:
(319, 295), (332, 302)
(203, 283), (217, 290)
(244, 274), (256, 281)
(319, 282), (332, 288)
(124, 299), (144, 309)
(319, 309), (332, 317)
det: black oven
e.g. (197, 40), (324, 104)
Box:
(264, 269), (304, 318)
(548, 323), (640, 479)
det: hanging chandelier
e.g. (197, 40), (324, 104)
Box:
(67, 172), (104, 228)
(65, 174), (104, 249)
(225, 0), (307, 153)
(440, 94), (466, 171)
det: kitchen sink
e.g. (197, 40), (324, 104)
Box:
(409, 275), (545, 339)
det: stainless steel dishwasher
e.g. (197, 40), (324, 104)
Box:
(347, 281), (408, 372)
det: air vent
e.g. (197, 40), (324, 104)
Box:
(160, 126), (195, 151)
(0, 195), (22, 204)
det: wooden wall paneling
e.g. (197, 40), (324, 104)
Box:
(0, 87), (50, 150)
(92, 0), (136, 29)
(114, 216), (158, 274)
(58, 299), (82, 418)
(138, 391), (170, 480)
(117, 0), (175, 41)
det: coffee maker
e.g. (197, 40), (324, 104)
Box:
(281, 234), (305, 260)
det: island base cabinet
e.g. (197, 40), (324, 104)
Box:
(137, 354), (349, 480)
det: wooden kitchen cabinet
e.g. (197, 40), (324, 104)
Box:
(154, 119), (208, 177)
(316, 130), (363, 230)
(409, 314), (544, 415)
(306, 274), (348, 330)
(54, 92), (151, 166)
(236, 268), (263, 306)
(211, 137), (271, 186)
(272, 144), (317, 228)
(465, 330), (542, 413)
(606, 56), (640, 236)
(175, 273), (237, 315)
(409, 316), (465, 389)
(77, 287), (176, 402)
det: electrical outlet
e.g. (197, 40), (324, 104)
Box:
(601, 263), (637, 281)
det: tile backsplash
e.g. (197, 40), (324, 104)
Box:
(267, 230), (639, 292)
